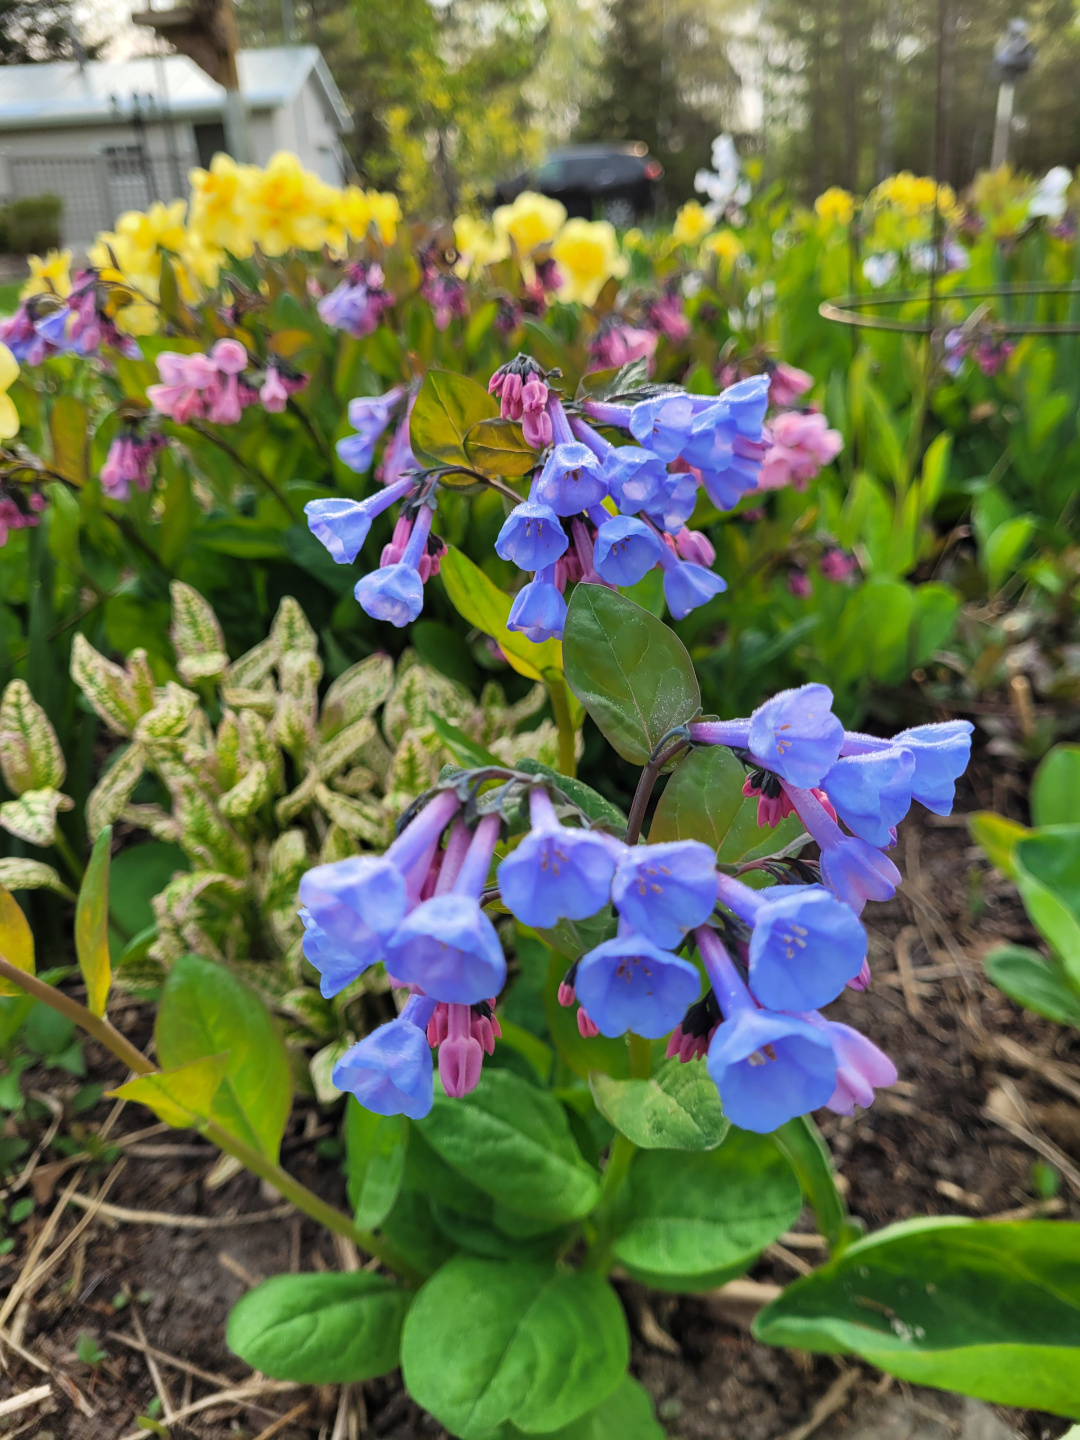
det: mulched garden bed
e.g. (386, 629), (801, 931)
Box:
(0, 743), (1075, 1440)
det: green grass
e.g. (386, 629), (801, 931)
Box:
(0, 281), (22, 316)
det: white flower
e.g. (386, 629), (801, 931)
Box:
(1027, 166), (1073, 221)
(862, 252), (899, 288)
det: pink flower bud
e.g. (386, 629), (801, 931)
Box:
(210, 338), (248, 375)
(260, 366), (289, 413)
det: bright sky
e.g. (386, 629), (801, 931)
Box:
(76, 0), (155, 58)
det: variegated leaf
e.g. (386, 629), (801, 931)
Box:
(122, 802), (182, 843)
(272, 692), (314, 758)
(267, 902), (305, 952)
(127, 648), (157, 716)
(279, 649), (323, 700)
(230, 960), (296, 1008)
(335, 766), (377, 797)
(169, 580), (227, 676)
(274, 771), (319, 825)
(270, 595), (317, 656)
(0, 787), (74, 846)
(492, 719), (569, 771)
(0, 680), (65, 794)
(282, 987), (337, 1041)
(383, 659), (473, 746)
(172, 784), (250, 877)
(0, 858), (74, 900)
(70, 633), (143, 735)
(319, 823), (358, 864)
(220, 685), (277, 717)
(309, 1035), (355, 1105)
(215, 710), (241, 792)
(261, 827), (309, 910)
(312, 717), (377, 781)
(134, 682), (200, 741)
(507, 682), (548, 727)
(385, 729), (440, 803)
(225, 636), (277, 690)
(218, 760), (269, 819)
(314, 783), (392, 846)
(237, 709), (284, 794)
(86, 742), (146, 837)
(319, 652), (394, 739)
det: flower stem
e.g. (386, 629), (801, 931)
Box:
(0, 954), (422, 1284)
(546, 676), (577, 778)
(625, 737), (688, 845)
(583, 1032), (651, 1272)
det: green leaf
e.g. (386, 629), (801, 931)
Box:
(0, 883), (34, 997)
(465, 417), (539, 476)
(590, 1055), (728, 1151)
(649, 745), (803, 860)
(752, 1218), (1080, 1417)
(1015, 828), (1080, 985)
(775, 1115), (860, 1254)
(108, 842), (188, 942)
(415, 1069), (600, 1224)
(984, 517), (1034, 593)
(563, 587), (699, 764)
(345, 1099), (406, 1230)
(75, 827), (112, 1018)
(440, 546), (563, 684)
(429, 714), (502, 769)
(984, 945), (1080, 1027)
(968, 811), (1028, 881)
(156, 953), (291, 1162)
(50, 394), (88, 484)
(505, 1376), (663, 1440)
(109, 1054), (229, 1128)
(401, 1256), (628, 1437)
(1033, 746), (1080, 828)
(611, 1130), (801, 1289)
(410, 370), (499, 468)
(515, 759), (628, 832)
(227, 1272), (409, 1384)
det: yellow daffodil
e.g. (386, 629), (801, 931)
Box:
(622, 227), (645, 250)
(21, 248), (73, 301)
(339, 185), (372, 243)
(814, 187), (855, 226)
(673, 200), (713, 246)
(493, 191), (567, 256)
(188, 153), (255, 258)
(453, 214), (510, 275)
(0, 341), (20, 439)
(366, 190), (401, 245)
(551, 218), (628, 306)
(873, 171), (959, 221)
(703, 229), (742, 269)
(116, 199), (187, 259)
(239, 152), (328, 256)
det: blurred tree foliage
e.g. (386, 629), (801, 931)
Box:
(236, 0), (545, 211)
(0, 0), (99, 62)
(760, 0), (1080, 196)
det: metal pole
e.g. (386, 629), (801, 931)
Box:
(990, 81), (1015, 169)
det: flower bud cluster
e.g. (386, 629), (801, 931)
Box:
(147, 339), (303, 426)
(0, 270), (142, 365)
(101, 426), (166, 501)
(316, 260), (393, 338)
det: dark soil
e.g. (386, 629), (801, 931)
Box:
(0, 747), (1076, 1440)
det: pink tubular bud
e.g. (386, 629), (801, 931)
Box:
(439, 1002), (484, 1097)
(557, 981), (576, 1007)
(577, 1007), (600, 1039)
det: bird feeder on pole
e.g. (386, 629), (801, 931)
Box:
(990, 18), (1035, 170)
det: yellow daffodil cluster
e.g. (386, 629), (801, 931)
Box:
(21, 249), (73, 300)
(871, 172), (959, 221)
(0, 341), (19, 439)
(672, 200), (714, 247)
(702, 228), (743, 272)
(814, 187), (855, 227)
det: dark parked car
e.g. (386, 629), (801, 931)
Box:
(493, 144), (663, 225)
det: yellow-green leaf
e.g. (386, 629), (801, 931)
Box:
(968, 812), (1029, 881)
(464, 417), (538, 476)
(0, 883), (34, 996)
(76, 827), (112, 1017)
(440, 546), (562, 683)
(108, 1054), (230, 1129)
(50, 393), (88, 484)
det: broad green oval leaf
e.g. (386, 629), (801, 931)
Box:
(0, 883), (34, 997)
(649, 744), (803, 860)
(227, 1271), (409, 1384)
(410, 369), (499, 467)
(753, 1218), (1080, 1417)
(401, 1256), (628, 1437)
(968, 811), (1029, 881)
(563, 587), (699, 764)
(0, 679), (65, 794)
(505, 1375), (663, 1440)
(440, 546), (562, 683)
(109, 1054), (229, 1128)
(108, 841), (188, 941)
(1015, 827), (1080, 985)
(0, 859), (74, 901)
(590, 1056), (727, 1151)
(465, 417), (539, 476)
(156, 952), (291, 1162)
(415, 1068), (600, 1223)
(611, 1129), (801, 1288)
(984, 945), (1080, 1027)
(345, 1098), (407, 1230)
(75, 826), (112, 1018)
(50, 393), (88, 484)
(1033, 745), (1080, 829)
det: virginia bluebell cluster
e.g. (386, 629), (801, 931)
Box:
(302, 356), (772, 637)
(296, 683), (971, 1134)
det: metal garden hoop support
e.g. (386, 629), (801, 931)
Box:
(820, 284), (1080, 338)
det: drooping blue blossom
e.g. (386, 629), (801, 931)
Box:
(697, 926), (837, 1133)
(385, 815), (507, 1004)
(659, 549), (728, 619)
(643, 470), (700, 533)
(497, 787), (618, 928)
(304, 476), (416, 564)
(299, 910), (374, 999)
(715, 875), (868, 1012)
(626, 394), (706, 461)
(335, 387), (405, 473)
(783, 784), (901, 913)
(820, 746), (916, 847)
(332, 993), (438, 1119)
(507, 564), (567, 642)
(575, 927), (700, 1038)
(353, 503), (433, 628)
(495, 500), (569, 570)
(533, 441), (608, 516)
(611, 839), (718, 949)
(747, 683), (845, 789)
(840, 721), (973, 815)
(804, 1014), (899, 1116)
(592, 514), (663, 586)
(570, 417), (668, 514)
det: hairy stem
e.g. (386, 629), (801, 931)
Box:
(546, 677), (578, 778)
(625, 738), (688, 845)
(0, 955), (422, 1284)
